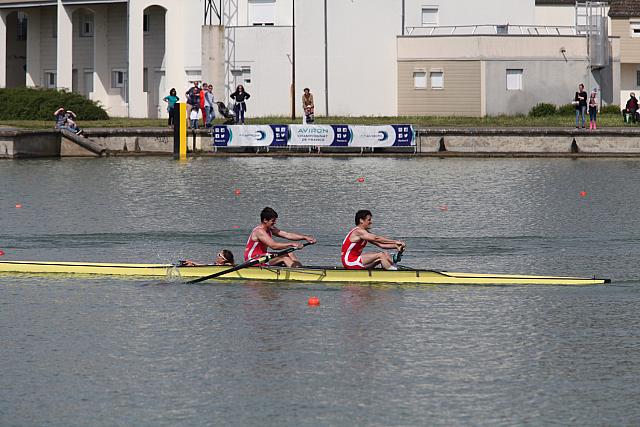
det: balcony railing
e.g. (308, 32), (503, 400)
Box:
(405, 24), (577, 36)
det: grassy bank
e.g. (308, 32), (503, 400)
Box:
(0, 113), (633, 129)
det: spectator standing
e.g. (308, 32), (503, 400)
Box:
(302, 88), (315, 124)
(623, 93), (639, 123)
(588, 89), (598, 130)
(190, 105), (200, 130)
(199, 82), (207, 126)
(186, 81), (201, 127)
(163, 88), (179, 128)
(574, 83), (588, 129)
(204, 84), (216, 128)
(230, 85), (251, 124)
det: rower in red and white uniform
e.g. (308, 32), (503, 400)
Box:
(341, 209), (405, 270)
(245, 207), (316, 267)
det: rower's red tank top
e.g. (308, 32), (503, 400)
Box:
(245, 226), (272, 261)
(341, 227), (367, 269)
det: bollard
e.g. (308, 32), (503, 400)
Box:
(173, 103), (187, 160)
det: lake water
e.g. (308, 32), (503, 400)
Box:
(1, 157), (639, 426)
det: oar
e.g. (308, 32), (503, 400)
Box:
(186, 242), (313, 284)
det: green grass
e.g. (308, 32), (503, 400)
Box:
(0, 113), (634, 129)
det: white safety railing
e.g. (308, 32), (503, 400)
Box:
(405, 24), (577, 37)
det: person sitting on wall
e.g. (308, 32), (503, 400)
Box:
(64, 111), (83, 135)
(622, 93), (639, 123)
(53, 107), (82, 135)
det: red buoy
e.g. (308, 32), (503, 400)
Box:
(15, 204), (22, 209)
(579, 191), (587, 197)
(308, 296), (320, 306)
(0, 250), (5, 256)
(234, 189), (241, 196)
(356, 177), (365, 183)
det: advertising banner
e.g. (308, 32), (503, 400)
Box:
(349, 125), (414, 147)
(288, 125), (351, 146)
(212, 125), (288, 147)
(212, 125), (414, 147)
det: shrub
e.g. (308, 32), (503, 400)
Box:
(529, 103), (557, 117)
(557, 103), (577, 116)
(0, 87), (108, 120)
(600, 104), (622, 115)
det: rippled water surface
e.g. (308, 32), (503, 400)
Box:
(1, 157), (640, 426)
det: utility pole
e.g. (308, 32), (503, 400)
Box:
(324, 0), (329, 117)
(291, 0), (296, 120)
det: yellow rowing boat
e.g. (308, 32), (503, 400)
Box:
(0, 260), (609, 285)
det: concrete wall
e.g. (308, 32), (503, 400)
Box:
(5, 11), (26, 87)
(416, 128), (640, 154)
(223, 26), (291, 117)
(403, 0), (535, 28)
(534, 6), (575, 27)
(71, 7), (94, 96)
(484, 60), (590, 115)
(40, 7), (57, 83)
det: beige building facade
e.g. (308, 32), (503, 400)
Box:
(609, 0), (640, 107)
(398, 10), (619, 117)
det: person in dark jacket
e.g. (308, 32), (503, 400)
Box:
(623, 93), (639, 123)
(574, 83), (588, 129)
(230, 85), (251, 124)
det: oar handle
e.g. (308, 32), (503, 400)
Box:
(187, 241), (313, 284)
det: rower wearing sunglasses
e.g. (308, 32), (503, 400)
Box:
(180, 249), (235, 267)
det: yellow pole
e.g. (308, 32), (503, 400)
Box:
(173, 102), (187, 160)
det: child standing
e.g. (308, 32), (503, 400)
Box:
(588, 89), (598, 130)
(190, 105), (200, 129)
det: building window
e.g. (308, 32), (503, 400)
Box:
(16, 12), (27, 41)
(421, 7), (438, 26)
(496, 25), (508, 35)
(52, 15), (57, 38)
(413, 71), (427, 89)
(506, 69), (523, 90)
(143, 13), (150, 33)
(143, 68), (148, 92)
(111, 70), (127, 88)
(45, 72), (56, 88)
(84, 69), (94, 94)
(80, 13), (94, 37)
(248, 0), (275, 26)
(636, 70), (640, 87)
(242, 67), (251, 84)
(231, 67), (252, 85)
(631, 21), (640, 38)
(430, 71), (444, 89)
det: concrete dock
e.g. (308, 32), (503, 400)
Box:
(2, 127), (640, 158)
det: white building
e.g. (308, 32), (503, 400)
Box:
(0, 0), (622, 118)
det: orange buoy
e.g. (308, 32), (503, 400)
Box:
(308, 296), (320, 306)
